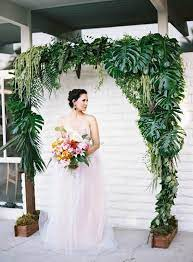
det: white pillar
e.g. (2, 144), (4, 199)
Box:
(20, 10), (32, 52)
(158, 5), (168, 35)
(150, 0), (168, 36)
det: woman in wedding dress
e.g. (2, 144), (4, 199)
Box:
(39, 88), (118, 256)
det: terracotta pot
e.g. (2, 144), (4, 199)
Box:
(14, 222), (39, 237)
(151, 225), (178, 248)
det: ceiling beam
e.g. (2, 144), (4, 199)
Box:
(0, 44), (14, 54)
(32, 13), (72, 36)
(31, 0), (114, 10)
(0, 0), (29, 26)
(0, 23), (20, 45)
(149, 0), (166, 12)
(149, 0), (189, 36)
(0, 0), (73, 39)
(168, 5), (189, 37)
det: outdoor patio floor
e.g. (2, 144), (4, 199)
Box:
(0, 219), (193, 262)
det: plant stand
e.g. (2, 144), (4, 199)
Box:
(151, 225), (178, 248)
(14, 222), (39, 237)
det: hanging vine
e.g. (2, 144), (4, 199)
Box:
(1, 33), (185, 235)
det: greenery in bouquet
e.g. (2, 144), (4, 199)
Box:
(51, 127), (90, 170)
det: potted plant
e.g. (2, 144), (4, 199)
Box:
(14, 210), (40, 237)
(151, 216), (178, 248)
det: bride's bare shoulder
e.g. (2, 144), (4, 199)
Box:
(85, 114), (97, 123)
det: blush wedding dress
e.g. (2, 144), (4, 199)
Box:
(38, 123), (118, 257)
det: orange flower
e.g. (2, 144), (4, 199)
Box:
(61, 150), (72, 160)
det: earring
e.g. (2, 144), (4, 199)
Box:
(74, 104), (76, 110)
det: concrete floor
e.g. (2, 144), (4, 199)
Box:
(0, 220), (193, 262)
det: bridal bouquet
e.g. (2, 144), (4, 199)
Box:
(51, 127), (90, 170)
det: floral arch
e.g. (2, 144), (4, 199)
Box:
(1, 33), (185, 236)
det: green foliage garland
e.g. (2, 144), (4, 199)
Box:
(1, 33), (185, 235)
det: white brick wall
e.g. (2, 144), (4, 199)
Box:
(35, 54), (193, 231)
(172, 53), (193, 232)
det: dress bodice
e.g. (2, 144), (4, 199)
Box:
(63, 124), (92, 144)
(65, 125), (90, 136)
(57, 117), (91, 142)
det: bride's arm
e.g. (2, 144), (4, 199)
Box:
(87, 116), (100, 155)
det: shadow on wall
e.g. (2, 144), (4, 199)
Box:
(180, 28), (193, 53)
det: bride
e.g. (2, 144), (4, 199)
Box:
(39, 88), (118, 256)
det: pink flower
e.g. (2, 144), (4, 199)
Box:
(62, 144), (70, 150)
(75, 148), (82, 155)
(78, 142), (89, 150)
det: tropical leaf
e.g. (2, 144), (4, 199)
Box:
(104, 36), (140, 77)
(0, 95), (45, 180)
(138, 36), (153, 73)
(138, 115), (166, 143)
(157, 127), (185, 157)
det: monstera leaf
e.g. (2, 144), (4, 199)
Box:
(151, 67), (185, 112)
(157, 126), (185, 158)
(0, 95), (45, 180)
(138, 36), (153, 73)
(138, 115), (166, 143)
(152, 68), (179, 91)
(104, 37), (140, 78)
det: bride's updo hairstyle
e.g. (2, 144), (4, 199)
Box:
(68, 89), (87, 108)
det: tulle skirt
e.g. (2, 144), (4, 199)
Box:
(38, 150), (118, 256)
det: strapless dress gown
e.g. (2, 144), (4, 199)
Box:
(38, 126), (118, 256)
